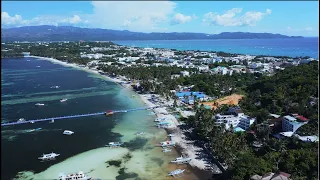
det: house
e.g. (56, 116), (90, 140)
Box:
(180, 70), (190, 77)
(282, 114), (309, 132)
(251, 172), (291, 180)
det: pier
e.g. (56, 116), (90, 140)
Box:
(1, 105), (163, 127)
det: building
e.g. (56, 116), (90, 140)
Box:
(251, 172), (291, 180)
(238, 116), (256, 130)
(176, 91), (207, 104)
(180, 70), (190, 77)
(282, 114), (309, 132)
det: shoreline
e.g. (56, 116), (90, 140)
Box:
(27, 55), (217, 177)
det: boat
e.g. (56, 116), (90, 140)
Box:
(38, 152), (60, 161)
(154, 117), (166, 122)
(30, 120), (35, 124)
(168, 134), (175, 137)
(171, 156), (192, 164)
(135, 132), (146, 136)
(162, 148), (172, 153)
(160, 141), (175, 147)
(156, 121), (169, 125)
(49, 119), (55, 123)
(63, 130), (74, 135)
(58, 171), (91, 180)
(105, 142), (123, 148)
(168, 169), (185, 178)
(27, 60), (31, 61)
(35, 103), (45, 106)
(51, 86), (60, 89)
(17, 118), (26, 122)
(60, 98), (68, 102)
(36, 66), (41, 68)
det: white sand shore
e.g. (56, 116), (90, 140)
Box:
(138, 94), (219, 172)
(29, 55), (217, 174)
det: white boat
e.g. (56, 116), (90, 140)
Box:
(160, 141), (175, 147)
(63, 130), (74, 135)
(162, 148), (172, 153)
(171, 156), (192, 164)
(60, 98), (68, 102)
(168, 169), (185, 177)
(35, 103), (45, 106)
(17, 118), (26, 122)
(38, 152), (60, 161)
(58, 171), (91, 180)
(49, 119), (55, 123)
(154, 117), (166, 122)
(105, 142), (123, 148)
(51, 86), (60, 89)
(36, 66), (41, 68)
(30, 120), (35, 124)
(27, 60), (31, 62)
(168, 134), (175, 137)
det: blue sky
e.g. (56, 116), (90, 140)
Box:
(2, 1), (319, 36)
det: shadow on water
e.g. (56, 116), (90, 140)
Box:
(122, 137), (148, 151)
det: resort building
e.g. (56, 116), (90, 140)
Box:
(176, 91), (208, 104)
(282, 114), (309, 132)
(238, 116), (256, 130)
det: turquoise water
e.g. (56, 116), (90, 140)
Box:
(114, 38), (319, 58)
(1, 58), (202, 180)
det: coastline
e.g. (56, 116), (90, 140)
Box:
(28, 55), (218, 177)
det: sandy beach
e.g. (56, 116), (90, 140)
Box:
(26, 55), (217, 177)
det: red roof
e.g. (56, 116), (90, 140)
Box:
(296, 115), (308, 121)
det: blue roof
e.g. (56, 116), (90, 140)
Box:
(176, 91), (206, 98)
(234, 127), (245, 132)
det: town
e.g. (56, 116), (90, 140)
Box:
(1, 41), (319, 180)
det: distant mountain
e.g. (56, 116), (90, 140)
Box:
(1, 25), (303, 42)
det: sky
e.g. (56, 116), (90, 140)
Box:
(1, 1), (319, 36)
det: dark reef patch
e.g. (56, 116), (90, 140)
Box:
(116, 167), (139, 180)
(123, 137), (148, 151)
(106, 160), (122, 167)
(150, 157), (164, 166)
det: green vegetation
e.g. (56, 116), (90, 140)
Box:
(106, 160), (122, 167)
(181, 62), (318, 180)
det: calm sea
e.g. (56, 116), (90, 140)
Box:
(114, 38), (319, 58)
(1, 58), (203, 180)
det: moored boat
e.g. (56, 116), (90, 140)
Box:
(17, 118), (26, 122)
(38, 152), (60, 161)
(60, 98), (68, 102)
(58, 171), (91, 180)
(63, 130), (74, 135)
(160, 141), (175, 147)
(170, 156), (192, 164)
(105, 142), (123, 148)
(168, 169), (185, 177)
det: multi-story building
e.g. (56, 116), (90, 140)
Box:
(282, 115), (309, 132)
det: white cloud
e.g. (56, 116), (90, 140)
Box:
(203, 8), (271, 26)
(2, 12), (27, 25)
(87, 1), (176, 32)
(1, 12), (83, 27)
(170, 13), (196, 25)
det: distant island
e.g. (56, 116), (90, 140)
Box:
(1, 25), (303, 42)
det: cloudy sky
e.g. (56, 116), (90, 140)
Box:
(2, 1), (319, 36)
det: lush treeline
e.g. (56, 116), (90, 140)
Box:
(182, 103), (318, 180)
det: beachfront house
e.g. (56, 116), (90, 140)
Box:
(176, 91), (208, 104)
(282, 114), (309, 132)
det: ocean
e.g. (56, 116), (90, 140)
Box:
(1, 58), (203, 180)
(114, 38), (319, 59)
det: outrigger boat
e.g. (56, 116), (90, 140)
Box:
(168, 169), (185, 178)
(63, 130), (74, 135)
(160, 141), (175, 147)
(171, 156), (192, 164)
(60, 98), (68, 102)
(51, 86), (60, 89)
(105, 142), (123, 148)
(154, 117), (166, 122)
(17, 118), (26, 123)
(58, 171), (91, 180)
(38, 152), (60, 161)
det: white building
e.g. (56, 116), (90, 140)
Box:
(282, 115), (308, 132)
(180, 71), (190, 77)
(214, 112), (245, 130)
